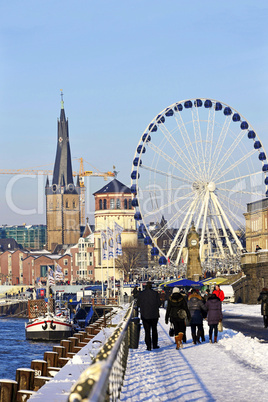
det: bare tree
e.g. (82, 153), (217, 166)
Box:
(116, 242), (147, 281)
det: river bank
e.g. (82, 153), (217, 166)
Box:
(0, 317), (56, 381)
(0, 300), (28, 317)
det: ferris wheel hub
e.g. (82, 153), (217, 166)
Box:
(207, 181), (216, 192)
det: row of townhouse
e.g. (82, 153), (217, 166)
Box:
(0, 234), (95, 286)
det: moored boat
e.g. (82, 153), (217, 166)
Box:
(25, 297), (73, 341)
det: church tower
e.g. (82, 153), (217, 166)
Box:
(46, 93), (80, 251)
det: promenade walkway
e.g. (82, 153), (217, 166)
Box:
(119, 308), (267, 402)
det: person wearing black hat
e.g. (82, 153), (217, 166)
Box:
(137, 282), (161, 351)
(165, 287), (191, 350)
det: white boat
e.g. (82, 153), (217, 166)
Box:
(25, 294), (73, 341)
(25, 311), (73, 341)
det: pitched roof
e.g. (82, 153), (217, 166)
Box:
(93, 179), (131, 195)
(82, 223), (92, 238)
(0, 238), (23, 252)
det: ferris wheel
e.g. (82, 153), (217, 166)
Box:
(130, 98), (268, 268)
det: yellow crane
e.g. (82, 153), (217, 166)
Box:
(76, 158), (116, 224)
(0, 157), (116, 225)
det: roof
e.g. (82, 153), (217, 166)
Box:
(93, 178), (131, 195)
(0, 238), (23, 252)
(82, 223), (92, 238)
(247, 198), (268, 213)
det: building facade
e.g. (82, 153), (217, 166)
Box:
(0, 249), (29, 285)
(244, 198), (268, 252)
(93, 179), (137, 281)
(46, 96), (81, 251)
(0, 225), (46, 250)
(71, 232), (95, 283)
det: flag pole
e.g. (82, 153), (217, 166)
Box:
(113, 221), (116, 298)
(100, 232), (104, 297)
(106, 221), (109, 299)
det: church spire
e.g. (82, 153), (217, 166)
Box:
(60, 89), (64, 109)
(52, 91), (76, 193)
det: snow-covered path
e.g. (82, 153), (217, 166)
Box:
(120, 306), (268, 401)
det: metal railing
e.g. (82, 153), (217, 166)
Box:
(68, 302), (136, 402)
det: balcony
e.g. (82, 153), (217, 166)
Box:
(241, 250), (268, 265)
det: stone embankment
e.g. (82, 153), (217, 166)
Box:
(0, 300), (28, 317)
(0, 305), (128, 401)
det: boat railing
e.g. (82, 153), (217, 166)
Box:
(81, 296), (120, 306)
(68, 301), (137, 401)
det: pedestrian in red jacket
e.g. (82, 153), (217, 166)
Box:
(212, 285), (225, 302)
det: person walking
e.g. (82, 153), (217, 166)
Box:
(203, 288), (210, 302)
(137, 282), (161, 351)
(205, 293), (223, 343)
(187, 289), (207, 344)
(212, 284), (225, 302)
(132, 286), (139, 299)
(257, 288), (268, 328)
(165, 287), (191, 350)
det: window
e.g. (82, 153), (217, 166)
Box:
(64, 259), (68, 266)
(124, 199), (128, 209)
(64, 269), (68, 276)
(89, 261), (92, 266)
(66, 201), (69, 208)
(88, 270), (93, 275)
(40, 265), (48, 277)
(99, 199), (102, 210)
(110, 199), (115, 209)
(129, 199), (132, 209)
(73, 200), (76, 208)
(116, 198), (121, 209)
(103, 199), (107, 209)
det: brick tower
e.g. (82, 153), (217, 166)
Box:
(46, 94), (80, 251)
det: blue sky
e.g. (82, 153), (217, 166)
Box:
(0, 0), (268, 225)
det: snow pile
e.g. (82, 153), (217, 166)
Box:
(219, 330), (268, 373)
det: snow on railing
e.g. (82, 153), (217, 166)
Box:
(68, 302), (135, 401)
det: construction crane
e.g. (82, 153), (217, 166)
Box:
(75, 158), (116, 224)
(0, 158), (116, 225)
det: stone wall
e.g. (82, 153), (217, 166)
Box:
(0, 301), (28, 317)
(233, 251), (268, 304)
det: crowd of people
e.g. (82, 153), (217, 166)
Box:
(136, 282), (225, 351)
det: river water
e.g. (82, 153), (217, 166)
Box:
(0, 317), (57, 380)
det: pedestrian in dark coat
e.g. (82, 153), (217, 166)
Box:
(257, 288), (268, 328)
(187, 289), (207, 344)
(205, 293), (223, 343)
(137, 282), (161, 351)
(132, 286), (139, 299)
(165, 287), (191, 349)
